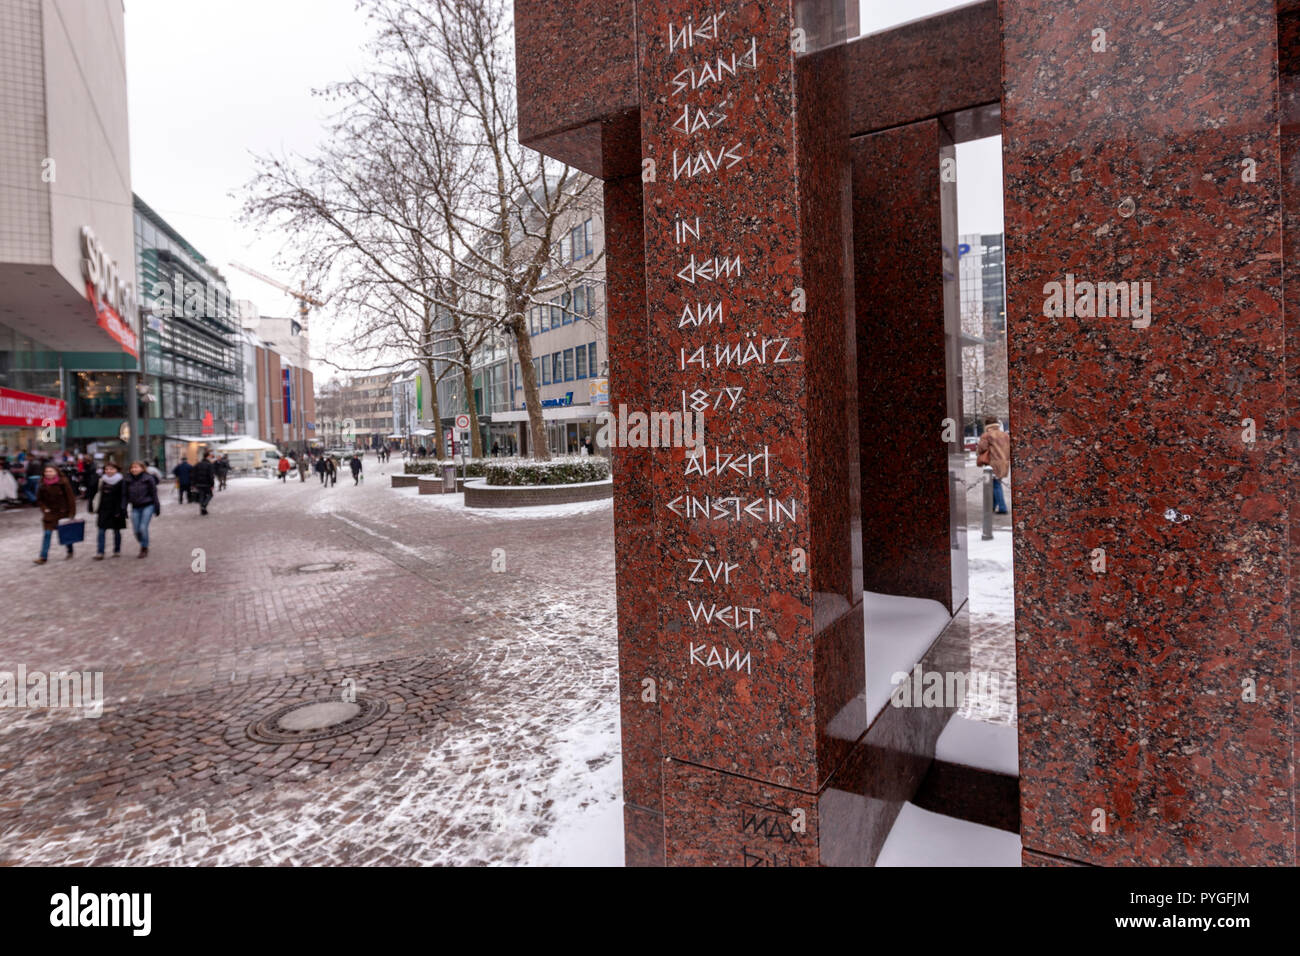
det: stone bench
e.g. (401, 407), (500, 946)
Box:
(390, 474), (420, 488)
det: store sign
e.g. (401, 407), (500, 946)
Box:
(588, 378), (609, 406)
(79, 226), (139, 358)
(541, 392), (574, 408)
(0, 386), (66, 429)
(201, 410), (214, 436)
(282, 368), (293, 424)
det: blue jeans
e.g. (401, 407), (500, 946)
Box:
(40, 529), (72, 559)
(97, 527), (122, 554)
(23, 476), (39, 503)
(992, 477), (1008, 513)
(131, 504), (155, 548)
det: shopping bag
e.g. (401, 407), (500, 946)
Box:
(57, 519), (85, 546)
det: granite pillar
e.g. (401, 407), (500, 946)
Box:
(1003, 0), (1293, 865)
(636, 0), (862, 864)
(852, 119), (967, 612)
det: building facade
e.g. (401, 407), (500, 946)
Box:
(434, 210), (609, 457)
(0, 0), (138, 459)
(134, 196), (243, 467)
(327, 372), (396, 449)
(958, 232), (1007, 432)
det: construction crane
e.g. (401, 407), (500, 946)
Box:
(228, 261), (327, 331)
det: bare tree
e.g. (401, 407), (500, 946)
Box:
(355, 0), (605, 460)
(240, 0), (603, 461)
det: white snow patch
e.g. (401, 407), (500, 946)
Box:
(864, 591), (952, 725)
(967, 529), (1014, 623)
(935, 714), (1019, 776)
(418, 492), (614, 521)
(876, 802), (1021, 867)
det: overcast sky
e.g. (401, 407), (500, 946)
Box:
(124, 0), (373, 369)
(123, 0), (1002, 378)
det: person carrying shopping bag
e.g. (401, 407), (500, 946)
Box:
(34, 465), (78, 564)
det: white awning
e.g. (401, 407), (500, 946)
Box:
(215, 436), (279, 451)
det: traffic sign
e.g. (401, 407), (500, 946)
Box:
(455, 414), (470, 430)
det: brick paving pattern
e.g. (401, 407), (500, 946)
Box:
(0, 463), (621, 865)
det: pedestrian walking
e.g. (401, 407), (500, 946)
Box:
(23, 456), (41, 503)
(277, 455), (291, 482)
(976, 416), (1011, 515)
(349, 454), (362, 485)
(325, 456), (337, 487)
(34, 465), (77, 564)
(315, 456), (326, 485)
(172, 458), (193, 504)
(91, 460), (127, 559)
(192, 451), (216, 515)
(124, 460), (161, 558)
(81, 456), (99, 501)
(298, 456), (309, 482)
(214, 454), (230, 491)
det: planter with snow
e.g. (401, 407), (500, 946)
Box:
(462, 476), (612, 508)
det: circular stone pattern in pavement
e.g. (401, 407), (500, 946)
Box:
(247, 696), (389, 744)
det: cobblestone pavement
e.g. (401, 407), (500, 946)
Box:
(0, 464), (621, 865)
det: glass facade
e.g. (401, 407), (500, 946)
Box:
(133, 196), (243, 443)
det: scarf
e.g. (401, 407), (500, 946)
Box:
(42, 475), (61, 485)
(101, 472), (123, 486)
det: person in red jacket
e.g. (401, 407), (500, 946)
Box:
(277, 455), (291, 482)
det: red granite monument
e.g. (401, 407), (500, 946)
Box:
(516, 0), (1299, 866)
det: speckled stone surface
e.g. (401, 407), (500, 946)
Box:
(1003, 0), (1292, 865)
(514, 0), (639, 177)
(605, 174), (663, 858)
(637, 0), (861, 796)
(1281, 0), (1300, 869)
(852, 120), (967, 612)
(846, 0), (999, 136)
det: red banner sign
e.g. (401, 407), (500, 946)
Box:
(0, 386), (66, 429)
(85, 281), (139, 358)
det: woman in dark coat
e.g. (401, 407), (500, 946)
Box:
(91, 461), (128, 558)
(123, 460), (161, 558)
(35, 465), (77, 563)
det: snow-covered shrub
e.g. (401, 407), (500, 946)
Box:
(484, 456), (610, 486)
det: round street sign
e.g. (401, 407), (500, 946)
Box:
(455, 414), (470, 430)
